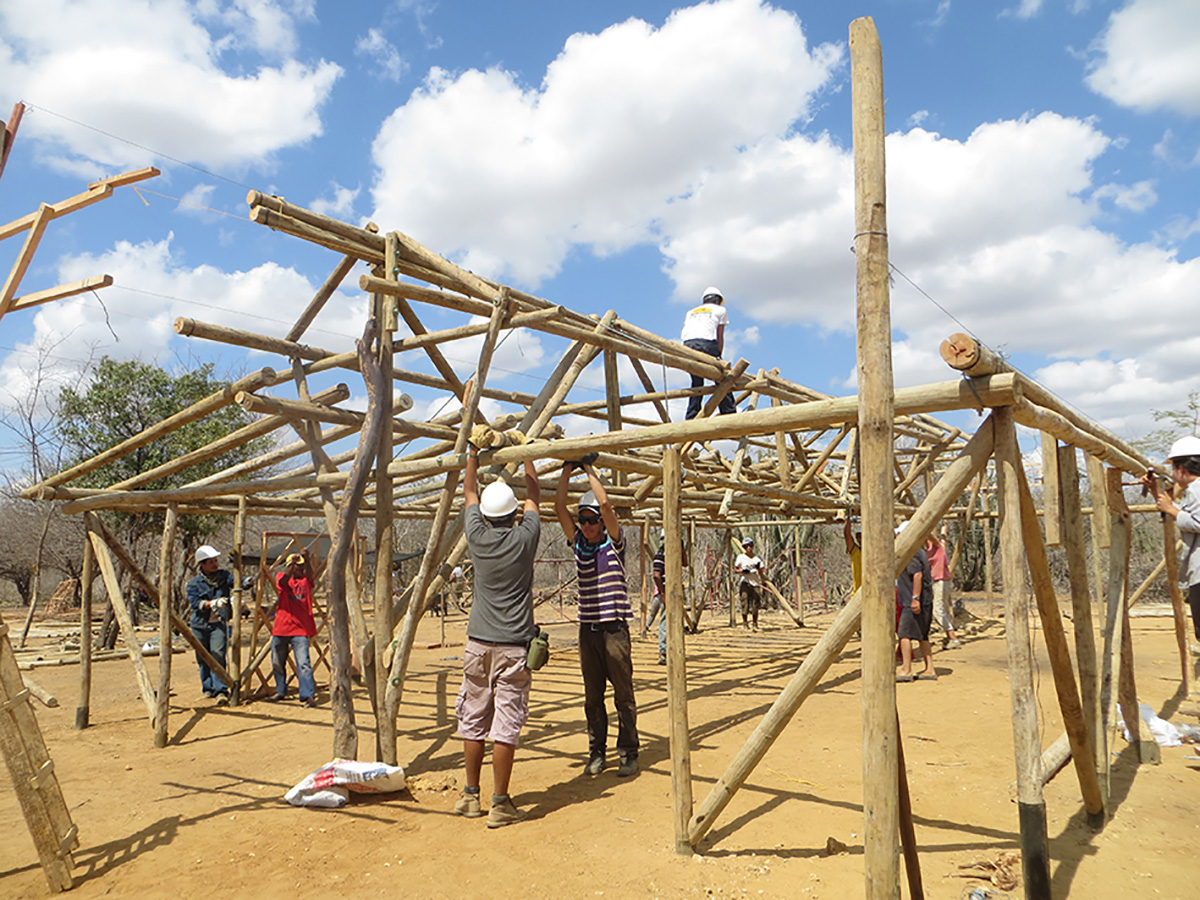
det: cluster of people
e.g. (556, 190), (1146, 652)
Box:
(894, 524), (958, 683)
(185, 544), (318, 707)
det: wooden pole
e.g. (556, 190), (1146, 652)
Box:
(230, 498), (247, 706)
(1088, 454), (1110, 605)
(76, 535), (94, 730)
(896, 717), (924, 900)
(1013, 449), (1104, 826)
(983, 494), (994, 616)
(994, 407), (1051, 900)
(1041, 432), (1062, 546)
(153, 505), (177, 748)
(850, 17), (899, 900)
(1058, 445), (1102, 782)
(1158, 502), (1191, 694)
(374, 247), (397, 760)
(663, 446), (693, 855)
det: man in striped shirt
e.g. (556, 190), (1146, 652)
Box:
(556, 459), (640, 778)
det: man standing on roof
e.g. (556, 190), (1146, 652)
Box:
(454, 399), (542, 828)
(556, 457), (639, 778)
(1142, 436), (1200, 655)
(268, 552), (318, 707)
(735, 537), (764, 630)
(186, 545), (234, 704)
(680, 285), (737, 420)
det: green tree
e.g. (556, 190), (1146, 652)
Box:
(56, 357), (271, 551)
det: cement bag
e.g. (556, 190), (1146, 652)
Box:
(1119, 703), (1182, 748)
(285, 758), (407, 808)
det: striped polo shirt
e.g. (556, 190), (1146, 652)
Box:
(574, 526), (630, 623)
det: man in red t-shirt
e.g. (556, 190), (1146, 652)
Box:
(269, 553), (318, 706)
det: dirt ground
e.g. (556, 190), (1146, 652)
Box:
(3, 598), (1199, 899)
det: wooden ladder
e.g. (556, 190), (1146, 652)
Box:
(0, 615), (78, 892)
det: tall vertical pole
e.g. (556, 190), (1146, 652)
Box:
(75, 533), (94, 730)
(995, 408), (1051, 900)
(663, 446), (693, 855)
(850, 17), (899, 900)
(375, 235), (398, 761)
(230, 497), (246, 706)
(153, 504), (178, 748)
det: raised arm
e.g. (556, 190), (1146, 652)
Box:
(523, 459), (540, 513)
(555, 461), (576, 537)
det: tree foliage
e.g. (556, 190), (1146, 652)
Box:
(56, 357), (271, 548)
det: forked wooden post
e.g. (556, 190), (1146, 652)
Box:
(994, 407), (1051, 900)
(850, 16), (899, 900)
(374, 241), (398, 760)
(663, 445), (693, 855)
(230, 498), (247, 706)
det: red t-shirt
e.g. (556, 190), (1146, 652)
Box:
(273, 572), (317, 637)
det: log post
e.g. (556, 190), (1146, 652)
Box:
(850, 17), (899, 900)
(374, 241), (398, 760)
(1013, 452), (1104, 826)
(230, 497), (246, 706)
(1041, 432), (1062, 546)
(76, 534), (94, 730)
(1088, 454), (1110, 605)
(994, 407), (1051, 900)
(1157, 491), (1191, 693)
(983, 494), (994, 616)
(663, 446), (693, 855)
(153, 505), (177, 748)
(1058, 445), (1102, 781)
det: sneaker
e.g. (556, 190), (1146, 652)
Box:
(585, 754), (606, 776)
(487, 796), (526, 828)
(947, 639), (962, 650)
(454, 790), (483, 818)
(657, 654), (666, 666)
(303, 698), (319, 708)
(216, 693), (230, 707)
(617, 755), (639, 777)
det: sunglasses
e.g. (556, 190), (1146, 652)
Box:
(579, 515), (602, 525)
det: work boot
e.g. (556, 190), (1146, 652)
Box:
(487, 796), (526, 828)
(617, 754), (639, 777)
(454, 789), (483, 818)
(585, 754), (606, 776)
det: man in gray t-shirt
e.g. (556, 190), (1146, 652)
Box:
(454, 400), (541, 829)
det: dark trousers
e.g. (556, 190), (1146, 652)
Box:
(1189, 583), (1200, 641)
(578, 622), (639, 759)
(191, 621), (229, 695)
(684, 338), (736, 420)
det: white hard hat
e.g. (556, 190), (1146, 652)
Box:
(195, 545), (220, 564)
(1167, 435), (1200, 461)
(701, 285), (724, 303)
(741, 537), (754, 546)
(579, 490), (600, 513)
(480, 481), (518, 518)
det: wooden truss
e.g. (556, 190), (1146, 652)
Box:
(13, 19), (1194, 898)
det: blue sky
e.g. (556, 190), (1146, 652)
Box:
(2, 0), (1199, 479)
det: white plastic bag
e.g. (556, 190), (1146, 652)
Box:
(1118, 703), (1182, 748)
(285, 759), (407, 808)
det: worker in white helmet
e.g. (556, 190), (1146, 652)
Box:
(453, 379), (542, 828)
(186, 545), (234, 703)
(555, 452), (640, 778)
(1142, 435), (1200, 654)
(679, 285), (737, 420)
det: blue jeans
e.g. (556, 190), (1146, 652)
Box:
(683, 338), (736, 420)
(658, 616), (667, 658)
(191, 621), (229, 696)
(271, 635), (316, 701)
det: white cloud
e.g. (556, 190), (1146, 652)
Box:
(0, 235), (371, 417)
(369, 0), (843, 286)
(1085, 0), (1200, 116)
(1093, 178), (1157, 211)
(1003, 0), (1045, 20)
(310, 181), (361, 218)
(355, 27), (408, 82)
(0, 0), (342, 174)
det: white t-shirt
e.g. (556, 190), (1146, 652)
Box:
(680, 302), (729, 343)
(735, 553), (763, 587)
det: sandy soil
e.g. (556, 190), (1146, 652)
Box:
(2, 599), (1199, 899)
